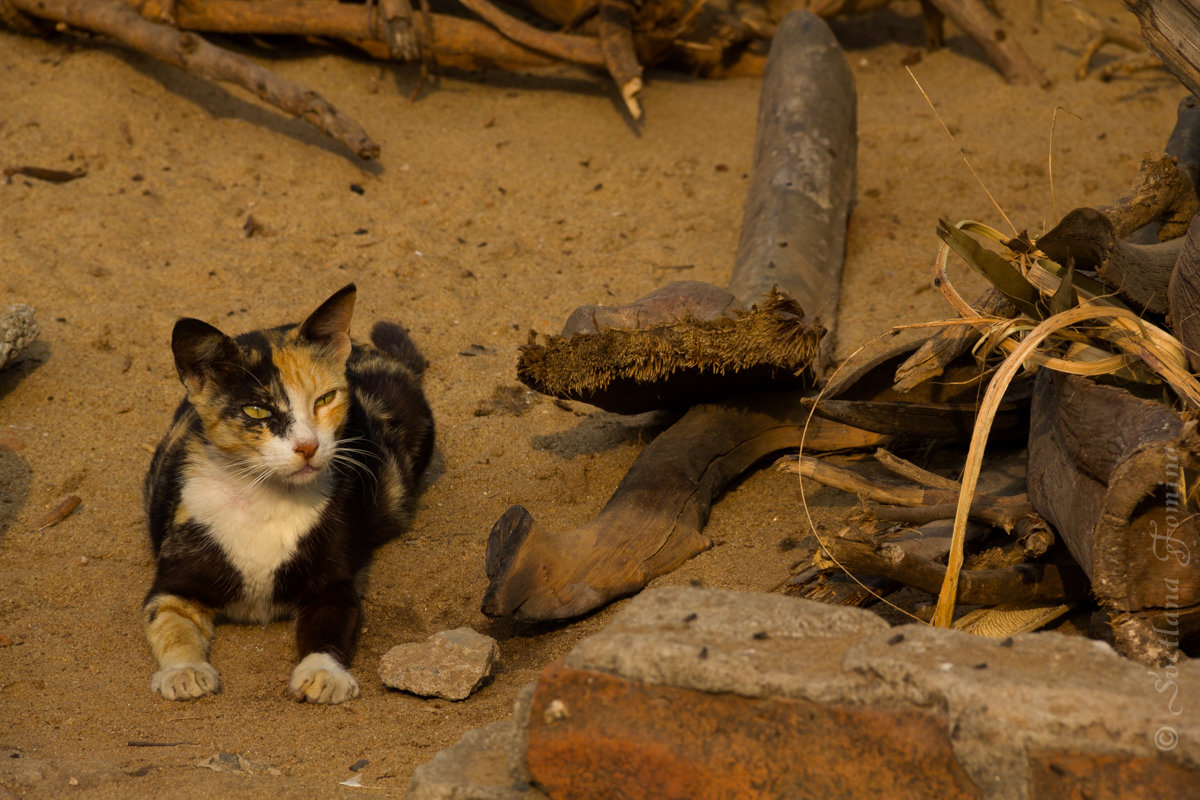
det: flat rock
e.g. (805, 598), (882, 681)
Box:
(380, 627), (499, 700)
(405, 719), (548, 800)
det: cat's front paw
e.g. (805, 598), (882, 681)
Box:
(151, 662), (220, 700)
(290, 652), (360, 704)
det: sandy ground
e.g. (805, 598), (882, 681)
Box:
(0, 0), (1186, 796)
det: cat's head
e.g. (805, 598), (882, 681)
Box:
(171, 284), (357, 487)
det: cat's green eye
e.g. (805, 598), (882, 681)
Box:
(314, 390), (337, 409)
(242, 405), (272, 420)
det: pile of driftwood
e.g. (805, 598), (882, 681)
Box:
(1, 0), (1047, 156)
(481, 6), (1200, 667)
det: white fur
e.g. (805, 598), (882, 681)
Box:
(151, 662), (220, 700)
(183, 450), (331, 623)
(290, 652), (359, 704)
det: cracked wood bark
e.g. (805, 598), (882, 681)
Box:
(1168, 211), (1200, 371)
(482, 12), (857, 620)
(11, 0), (380, 158)
(1126, 0), (1200, 98)
(1027, 371), (1200, 626)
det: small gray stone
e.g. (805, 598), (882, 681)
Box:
(380, 627), (499, 700)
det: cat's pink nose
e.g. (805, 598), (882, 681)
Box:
(294, 440), (318, 460)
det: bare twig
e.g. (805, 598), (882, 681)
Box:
(12, 0), (380, 158)
(456, 0), (604, 66)
(597, 0), (643, 119)
(777, 454), (1030, 531)
(811, 536), (1089, 605)
(873, 447), (961, 491)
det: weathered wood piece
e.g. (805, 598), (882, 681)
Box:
(1168, 212), (1200, 371)
(597, 0), (643, 118)
(10, 0), (381, 159)
(482, 395), (886, 620)
(808, 337), (1031, 440)
(1035, 206), (1183, 314)
(1126, 0), (1200, 98)
(728, 9), (856, 369)
(1027, 370), (1200, 660)
(484, 13), (858, 620)
(516, 10), (854, 412)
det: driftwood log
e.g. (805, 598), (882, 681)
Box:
(484, 11), (857, 620)
(1027, 370), (1200, 664)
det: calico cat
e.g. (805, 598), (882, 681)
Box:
(143, 284), (433, 704)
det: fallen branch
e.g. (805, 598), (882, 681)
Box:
(455, 0), (604, 66)
(776, 454), (1032, 532)
(924, 0), (1049, 87)
(10, 0), (380, 158)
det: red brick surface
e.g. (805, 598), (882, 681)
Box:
(527, 660), (982, 800)
(1029, 750), (1200, 799)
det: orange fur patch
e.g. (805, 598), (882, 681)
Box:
(145, 594), (215, 666)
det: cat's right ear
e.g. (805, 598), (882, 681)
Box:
(172, 318), (238, 395)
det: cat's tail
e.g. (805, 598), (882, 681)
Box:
(370, 321), (428, 377)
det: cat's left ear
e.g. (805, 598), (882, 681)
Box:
(299, 284), (356, 362)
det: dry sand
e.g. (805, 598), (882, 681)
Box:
(0, 0), (1185, 796)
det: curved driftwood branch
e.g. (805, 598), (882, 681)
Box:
(10, 0), (380, 159)
(1095, 152), (1198, 240)
(482, 395), (886, 619)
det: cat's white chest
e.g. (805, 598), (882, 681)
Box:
(182, 456), (330, 622)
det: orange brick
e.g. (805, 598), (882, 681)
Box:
(1029, 751), (1200, 799)
(527, 660), (981, 800)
